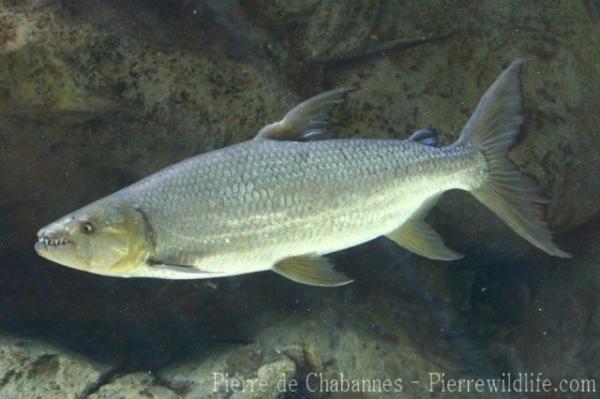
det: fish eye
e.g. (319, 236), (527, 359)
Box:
(80, 221), (94, 234)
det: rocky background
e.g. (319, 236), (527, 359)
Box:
(0, 0), (598, 398)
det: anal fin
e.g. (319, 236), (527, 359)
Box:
(387, 195), (462, 261)
(272, 255), (353, 287)
(387, 220), (463, 261)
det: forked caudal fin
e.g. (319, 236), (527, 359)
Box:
(457, 59), (571, 258)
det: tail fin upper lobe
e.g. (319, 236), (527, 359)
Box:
(458, 59), (571, 258)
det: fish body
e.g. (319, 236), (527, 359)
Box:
(113, 138), (479, 278)
(35, 60), (570, 285)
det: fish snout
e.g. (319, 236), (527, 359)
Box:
(35, 224), (74, 253)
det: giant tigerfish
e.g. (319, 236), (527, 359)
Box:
(35, 60), (570, 286)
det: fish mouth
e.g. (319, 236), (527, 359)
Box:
(35, 235), (74, 252)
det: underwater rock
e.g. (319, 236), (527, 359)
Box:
(226, 357), (297, 399)
(87, 372), (180, 399)
(0, 335), (110, 398)
(248, 0), (463, 66)
(158, 343), (297, 399)
(248, 0), (381, 64)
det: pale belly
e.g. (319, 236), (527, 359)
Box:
(191, 183), (446, 277)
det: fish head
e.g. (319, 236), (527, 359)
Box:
(35, 200), (152, 277)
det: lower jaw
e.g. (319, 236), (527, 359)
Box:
(34, 242), (49, 256)
(34, 242), (76, 259)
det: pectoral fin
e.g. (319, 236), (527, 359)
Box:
(387, 220), (463, 261)
(272, 255), (354, 287)
(255, 86), (358, 141)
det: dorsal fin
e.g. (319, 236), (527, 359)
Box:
(255, 86), (358, 141)
(409, 128), (439, 146)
